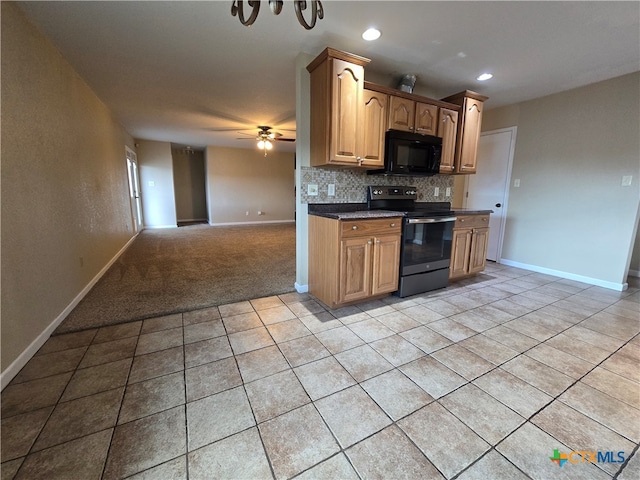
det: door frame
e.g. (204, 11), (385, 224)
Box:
(464, 126), (517, 263)
(126, 146), (143, 233)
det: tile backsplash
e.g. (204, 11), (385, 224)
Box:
(300, 166), (454, 204)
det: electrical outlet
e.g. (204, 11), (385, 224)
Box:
(514, 179), (521, 187)
(246, 211), (249, 216)
(434, 187), (439, 197)
(328, 184), (335, 196)
(307, 184), (318, 196)
(445, 187), (451, 197)
(622, 175), (633, 187)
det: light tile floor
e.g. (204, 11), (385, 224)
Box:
(2, 263), (640, 479)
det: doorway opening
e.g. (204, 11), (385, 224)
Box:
(171, 145), (208, 227)
(126, 146), (143, 233)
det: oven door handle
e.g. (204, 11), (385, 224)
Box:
(407, 216), (457, 224)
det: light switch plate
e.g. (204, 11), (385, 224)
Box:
(622, 175), (633, 187)
(307, 184), (318, 196)
(514, 179), (521, 187)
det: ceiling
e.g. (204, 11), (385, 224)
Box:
(16, 1), (640, 153)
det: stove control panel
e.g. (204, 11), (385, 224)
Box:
(368, 186), (417, 200)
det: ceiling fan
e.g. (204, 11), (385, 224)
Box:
(237, 126), (295, 156)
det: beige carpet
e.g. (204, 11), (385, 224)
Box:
(55, 223), (296, 334)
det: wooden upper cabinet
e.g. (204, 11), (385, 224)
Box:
(438, 107), (459, 174)
(331, 59), (364, 162)
(307, 48), (489, 173)
(415, 102), (439, 135)
(441, 91), (488, 174)
(307, 48), (371, 167)
(388, 96), (415, 132)
(360, 89), (388, 167)
(388, 97), (438, 136)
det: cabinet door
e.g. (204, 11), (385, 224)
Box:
(361, 90), (388, 167)
(457, 97), (483, 173)
(449, 228), (472, 279)
(339, 237), (372, 303)
(330, 59), (364, 164)
(469, 228), (489, 274)
(438, 108), (458, 174)
(388, 96), (415, 132)
(414, 103), (438, 135)
(371, 234), (401, 295)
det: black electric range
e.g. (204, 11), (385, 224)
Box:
(367, 186), (457, 297)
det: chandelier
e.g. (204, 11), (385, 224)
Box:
(231, 1), (324, 30)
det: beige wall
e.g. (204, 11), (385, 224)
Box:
(172, 149), (208, 222)
(206, 146), (295, 225)
(630, 210), (640, 275)
(136, 140), (177, 228)
(1, 3), (135, 376)
(482, 72), (640, 287)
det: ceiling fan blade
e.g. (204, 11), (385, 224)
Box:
(203, 127), (246, 132)
(274, 137), (296, 142)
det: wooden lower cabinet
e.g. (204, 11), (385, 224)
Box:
(449, 214), (490, 280)
(309, 215), (402, 308)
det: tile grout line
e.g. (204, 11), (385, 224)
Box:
(3, 266), (637, 479)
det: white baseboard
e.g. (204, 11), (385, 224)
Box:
(209, 220), (295, 227)
(1, 233), (139, 390)
(144, 224), (178, 229)
(499, 259), (628, 291)
(295, 282), (309, 293)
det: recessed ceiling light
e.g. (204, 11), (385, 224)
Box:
(362, 28), (381, 41)
(477, 73), (493, 81)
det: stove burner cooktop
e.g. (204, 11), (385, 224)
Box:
(367, 186), (454, 218)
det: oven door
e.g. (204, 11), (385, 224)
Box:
(400, 217), (456, 276)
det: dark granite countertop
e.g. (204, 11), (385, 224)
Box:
(308, 203), (404, 220)
(308, 203), (493, 219)
(451, 209), (494, 215)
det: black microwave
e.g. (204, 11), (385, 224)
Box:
(368, 129), (443, 176)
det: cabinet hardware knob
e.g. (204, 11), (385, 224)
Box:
(368, 240), (372, 245)
(352, 225), (358, 230)
(390, 223), (395, 227)
(376, 240), (381, 244)
(460, 219), (464, 222)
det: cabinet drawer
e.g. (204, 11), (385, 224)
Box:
(341, 218), (402, 238)
(454, 215), (489, 229)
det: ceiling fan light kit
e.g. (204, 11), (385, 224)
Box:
(231, 0), (324, 30)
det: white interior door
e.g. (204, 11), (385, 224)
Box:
(126, 146), (143, 232)
(466, 127), (517, 262)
